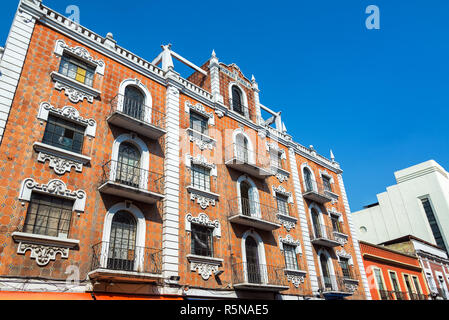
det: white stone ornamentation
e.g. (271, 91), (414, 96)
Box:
(17, 242), (69, 266)
(280, 234), (301, 247)
(186, 213), (220, 230)
(215, 109), (224, 118)
(278, 216), (296, 232)
(336, 249), (352, 259)
(275, 172), (289, 183)
(190, 193), (216, 209)
(191, 262), (220, 281)
(19, 178), (86, 212)
(54, 39), (105, 74)
(287, 273), (305, 288)
(54, 81), (94, 103)
(189, 134), (215, 151)
(37, 152), (82, 175)
(185, 101), (214, 124)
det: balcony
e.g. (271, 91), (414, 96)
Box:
(319, 275), (357, 298)
(378, 290), (408, 300)
(229, 98), (249, 119)
(231, 263), (289, 292)
(302, 178), (332, 204)
(88, 241), (163, 283)
(310, 224), (343, 247)
(228, 197), (281, 231)
(108, 94), (166, 140)
(98, 160), (165, 204)
(409, 292), (429, 300)
(225, 143), (273, 179)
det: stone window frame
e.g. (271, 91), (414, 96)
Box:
(35, 102), (95, 175)
(51, 39), (104, 104)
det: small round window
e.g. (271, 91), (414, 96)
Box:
(360, 226), (367, 233)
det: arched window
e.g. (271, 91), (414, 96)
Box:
(303, 168), (314, 192)
(320, 253), (333, 290)
(235, 134), (249, 163)
(107, 210), (137, 271)
(123, 86), (145, 120)
(238, 176), (260, 218)
(245, 236), (261, 284)
(232, 86), (244, 115)
(117, 142), (141, 187)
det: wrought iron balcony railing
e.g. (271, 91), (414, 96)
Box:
(378, 290), (395, 300)
(90, 241), (162, 275)
(319, 275), (357, 295)
(302, 178), (332, 203)
(224, 143), (272, 178)
(109, 94), (166, 139)
(228, 197), (281, 231)
(99, 160), (164, 203)
(231, 262), (289, 290)
(310, 223), (343, 247)
(229, 98), (249, 118)
(409, 292), (429, 300)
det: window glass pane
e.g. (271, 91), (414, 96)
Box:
(283, 244), (298, 270)
(59, 54), (95, 86)
(190, 112), (208, 135)
(42, 115), (85, 153)
(276, 194), (289, 216)
(191, 224), (213, 257)
(191, 164), (210, 191)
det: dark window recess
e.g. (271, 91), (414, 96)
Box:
(42, 114), (85, 153)
(58, 54), (95, 87)
(276, 194), (289, 216)
(191, 224), (213, 257)
(190, 112), (209, 135)
(323, 176), (332, 192)
(339, 258), (351, 278)
(421, 198), (446, 251)
(23, 193), (73, 238)
(191, 164), (211, 191)
(331, 215), (343, 233)
(231, 86), (244, 115)
(283, 244), (299, 270)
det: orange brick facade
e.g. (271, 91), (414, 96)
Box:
(360, 241), (430, 300)
(0, 0), (370, 300)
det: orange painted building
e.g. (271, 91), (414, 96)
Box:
(360, 241), (429, 300)
(0, 0), (371, 300)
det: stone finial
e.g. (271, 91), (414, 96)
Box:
(251, 74), (256, 83)
(211, 49), (216, 58)
(330, 149), (335, 162)
(106, 32), (114, 39)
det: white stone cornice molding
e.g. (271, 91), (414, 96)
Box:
(279, 234), (302, 254)
(54, 39), (105, 75)
(37, 102), (97, 137)
(336, 248), (352, 260)
(186, 255), (223, 281)
(19, 178), (86, 213)
(12, 232), (79, 267)
(51, 72), (101, 104)
(274, 172), (289, 183)
(17, 242), (69, 266)
(185, 101), (215, 125)
(186, 212), (221, 238)
(258, 128), (267, 139)
(272, 185), (294, 204)
(334, 232), (349, 246)
(37, 152), (82, 175)
(189, 191), (218, 210)
(215, 109), (225, 118)
(185, 154), (217, 177)
(284, 269), (307, 288)
(277, 213), (297, 232)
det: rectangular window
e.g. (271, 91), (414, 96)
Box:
(412, 276), (422, 294)
(191, 224), (213, 257)
(276, 194), (289, 216)
(374, 269), (388, 300)
(189, 112), (208, 136)
(404, 274), (414, 298)
(42, 114), (85, 153)
(421, 198), (446, 252)
(191, 164), (211, 191)
(322, 176), (332, 192)
(331, 215), (343, 233)
(59, 54), (95, 87)
(339, 258), (351, 278)
(270, 151), (282, 169)
(390, 271), (403, 300)
(23, 193), (73, 238)
(283, 244), (299, 270)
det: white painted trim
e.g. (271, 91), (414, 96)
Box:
(228, 82), (249, 117)
(241, 230), (268, 284)
(308, 202), (327, 238)
(117, 78), (153, 124)
(317, 249), (338, 290)
(300, 162), (317, 191)
(232, 128), (255, 164)
(100, 202), (146, 272)
(111, 133), (149, 190)
(54, 39), (105, 75)
(236, 175), (261, 218)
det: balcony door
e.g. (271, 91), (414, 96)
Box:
(240, 180), (259, 218)
(311, 208), (322, 238)
(232, 86), (244, 115)
(245, 236), (261, 284)
(107, 210), (137, 271)
(235, 135), (249, 163)
(123, 86), (145, 121)
(117, 142), (141, 188)
(320, 253), (333, 291)
(304, 168), (314, 192)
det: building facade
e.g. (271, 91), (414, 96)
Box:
(380, 235), (449, 300)
(360, 240), (430, 300)
(353, 160), (449, 254)
(0, 0), (370, 300)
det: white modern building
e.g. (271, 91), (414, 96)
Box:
(353, 160), (449, 253)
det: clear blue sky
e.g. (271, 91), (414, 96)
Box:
(1, 0), (448, 211)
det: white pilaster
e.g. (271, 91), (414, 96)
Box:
(337, 173), (372, 300)
(209, 50), (223, 104)
(0, 0), (39, 145)
(288, 148), (320, 294)
(251, 75), (262, 124)
(162, 70), (181, 280)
